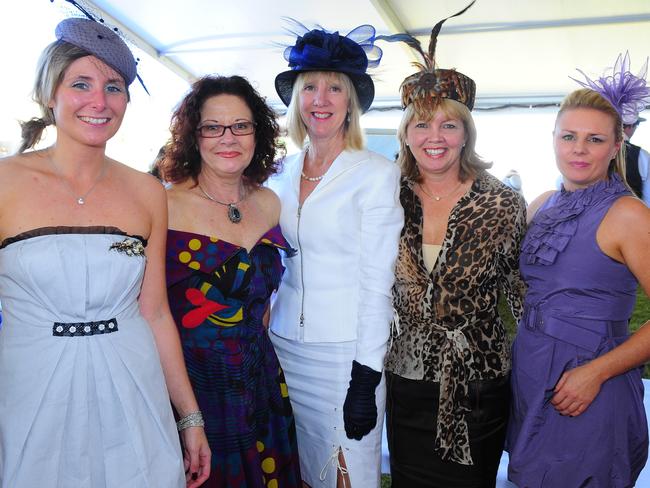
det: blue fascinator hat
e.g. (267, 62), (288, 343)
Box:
(275, 21), (383, 112)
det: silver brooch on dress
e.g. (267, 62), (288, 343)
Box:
(109, 237), (145, 257)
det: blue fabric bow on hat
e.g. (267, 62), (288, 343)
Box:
(275, 21), (383, 112)
(288, 30), (368, 74)
(283, 23), (382, 74)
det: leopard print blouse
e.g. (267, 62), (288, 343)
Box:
(385, 171), (526, 465)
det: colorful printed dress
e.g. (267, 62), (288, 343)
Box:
(166, 226), (301, 488)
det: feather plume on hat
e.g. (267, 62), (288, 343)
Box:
(377, 1), (476, 112)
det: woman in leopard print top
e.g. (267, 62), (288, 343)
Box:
(384, 55), (526, 488)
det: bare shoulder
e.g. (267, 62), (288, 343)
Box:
(0, 151), (47, 190)
(253, 185), (281, 222)
(0, 151), (41, 173)
(526, 190), (556, 224)
(603, 195), (650, 233)
(111, 160), (166, 209)
(113, 160), (164, 192)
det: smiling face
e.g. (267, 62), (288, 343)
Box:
(298, 72), (350, 144)
(554, 108), (621, 191)
(405, 109), (466, 177)
(48, 55), (127, 148)
(197, 94), (256, 178)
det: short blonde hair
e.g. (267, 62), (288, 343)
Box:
(285, 71), (364, 150)
(556, 88), (626, 180)
(397, 99), (491, 182)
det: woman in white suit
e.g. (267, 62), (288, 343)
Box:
(269, 24), (403, 488)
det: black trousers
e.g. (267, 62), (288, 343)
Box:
(386, 372), (510, 488)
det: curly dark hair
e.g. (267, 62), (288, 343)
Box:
(162, 75), (285, 185)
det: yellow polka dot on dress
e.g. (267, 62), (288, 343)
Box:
(261, 457), (275, 474)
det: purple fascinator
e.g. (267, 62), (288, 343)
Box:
(275, 19), (383, 112)
(571, 52), (650, 125)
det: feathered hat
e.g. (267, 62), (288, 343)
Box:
(571, 52), (650, 125)
(275, 20), (383, 112)
(378, 1), (476, 112)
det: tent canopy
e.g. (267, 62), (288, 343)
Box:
(88, 0), (650, 109)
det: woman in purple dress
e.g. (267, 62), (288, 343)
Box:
(507, 88), (650, 487)
(161, 75), (301, 488)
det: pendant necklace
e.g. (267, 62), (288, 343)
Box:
(48, 150), (108, 205)
(418, 181), (464, 202)
(198, 183), (246, 224)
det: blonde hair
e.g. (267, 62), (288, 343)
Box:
(397, 99), (491, 182)
(285, 71), (364, 150)
(18, 40), (131, 153)
(556, 88), (626, 180)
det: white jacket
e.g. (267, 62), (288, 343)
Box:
(269, 148), (403, 371)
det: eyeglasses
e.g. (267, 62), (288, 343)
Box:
(196, 121), (256, 138)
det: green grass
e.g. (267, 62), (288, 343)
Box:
(500, 287), (650, 376)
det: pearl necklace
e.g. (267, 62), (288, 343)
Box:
(418, 181), (464, 201)
(48, 149), (108, 205)
(198, 183), (246, 224)
(300, 170), (326, 182)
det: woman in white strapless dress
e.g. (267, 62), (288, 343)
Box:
(0, 17), (210, 488)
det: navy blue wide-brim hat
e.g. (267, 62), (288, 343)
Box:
(55, 17), (137, 86)
(275, 27), (378, 113)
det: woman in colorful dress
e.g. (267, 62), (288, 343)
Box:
(506, 82), (650, 485)
(0, 16), (210, 487)
(380, 5), (526, 487)
(268, 22), (403, 488)
(161, 75), (301, 488)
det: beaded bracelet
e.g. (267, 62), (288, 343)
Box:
(176, 411), (205, 431)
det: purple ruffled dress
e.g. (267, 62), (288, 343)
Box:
(507, 175), (648, 487)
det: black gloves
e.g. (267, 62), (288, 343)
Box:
(343, 360), (382, 441)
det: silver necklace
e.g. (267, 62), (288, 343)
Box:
(418, 181), (464, 202)
(198, 183), (245, 224)
(48, 150), (108, 205)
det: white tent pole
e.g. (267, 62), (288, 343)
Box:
(83, 0), (196, 83)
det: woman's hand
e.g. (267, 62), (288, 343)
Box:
(181, 426), (211, 487)
(551, 363), (604, 417)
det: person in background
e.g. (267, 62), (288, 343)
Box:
(507, 85), (650, 487)
(268, 21), (403, 488)
(380, 3), (527, 487)
(502, 169), (525, 199)
(0, 16), (209, 487)
(624, 115), (649, 205)
(161, 75), (301, 488)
